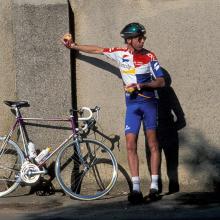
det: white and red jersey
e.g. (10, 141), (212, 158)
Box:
(103, 47), (164, 103)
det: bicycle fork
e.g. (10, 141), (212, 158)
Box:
(73, 139), (88, 169)
(73, 139), (97, 171)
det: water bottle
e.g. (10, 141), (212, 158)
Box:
(27, 142), (37, 159)
(35, 147), (51, 164)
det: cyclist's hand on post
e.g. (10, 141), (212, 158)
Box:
(61, 33), (75, 49)
(61, 34), (104, 54)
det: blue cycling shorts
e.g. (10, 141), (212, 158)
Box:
(125, 100), (158, 135)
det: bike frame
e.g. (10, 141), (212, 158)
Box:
(1, 107), (79, 167)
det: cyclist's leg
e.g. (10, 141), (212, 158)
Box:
(142, 100), (160, 175)
(142, 101), (161, 198)
(126, 133), (139, 177)
(125, 104), (144, 204)
(125, 104), (142, 177)
(145, 129), (160, 175)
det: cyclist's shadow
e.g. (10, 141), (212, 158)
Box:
(145, 68), (186, 194)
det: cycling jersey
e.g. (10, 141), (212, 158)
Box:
(103, 47), (164, 105)
(103, 47), (164, 133)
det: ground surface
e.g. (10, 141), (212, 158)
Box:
(0, 190), (220, 220)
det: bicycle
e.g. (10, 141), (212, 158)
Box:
(0, 100), (118, 200)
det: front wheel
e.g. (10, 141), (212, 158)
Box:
(55, 138), (118, 201)
(0, 136), (25, 197)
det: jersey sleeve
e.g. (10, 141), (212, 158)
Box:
(103, 47), (123, 62)
(148, 52), (164, 79)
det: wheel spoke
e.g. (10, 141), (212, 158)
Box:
(0, 164), (20, 172)
(0, 138), (24, 197)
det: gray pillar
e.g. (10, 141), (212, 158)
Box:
(1, 0), (72, 148)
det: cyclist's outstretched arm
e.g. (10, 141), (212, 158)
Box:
(70, 43), (104, 54)
(61, 35), (104, 54)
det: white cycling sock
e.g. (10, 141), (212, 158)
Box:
(132, 176), (141, 192)
(150, 175), (159, 190)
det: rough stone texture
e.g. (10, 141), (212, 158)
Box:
(0, 0), (72, 148)
(70, 0), (220, 191)
(0, 0), (219, 192)
(0, 0), (16, 132)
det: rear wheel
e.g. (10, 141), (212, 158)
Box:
(55, 138), (118, 200)
(0, 137), (24, 197)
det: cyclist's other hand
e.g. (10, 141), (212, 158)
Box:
(124, 83), (137, 93)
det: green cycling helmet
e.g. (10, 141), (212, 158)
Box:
(120, 22), (146, 39)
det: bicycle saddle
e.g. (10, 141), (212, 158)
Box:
(4, 100), (30, 108)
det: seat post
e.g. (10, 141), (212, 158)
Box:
(14, 107), (22, 118)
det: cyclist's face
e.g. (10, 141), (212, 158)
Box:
(127, 35), (146, 51)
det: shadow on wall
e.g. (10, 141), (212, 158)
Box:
(82, 121), (133, 195)
(74, 54), (220, 192)
(144, 68), (220, 193)
(153, 69), (220, 193)
(77, 53), (121, 79)
(28, 119), (132, 197)
(180, 128), (220, 192)
(30, 158), (132, 198)
(82, 121), (120, 152)
(75, 54), (185, 193)
(145, 68), (186, 194)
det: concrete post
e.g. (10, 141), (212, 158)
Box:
(8, 0), (72, 148)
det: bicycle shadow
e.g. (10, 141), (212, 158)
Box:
(72, 124), (132, 198)
(82, 122), (121, 152)
(145, 68), (186, 194)
(27, 122), (132, 197)
(30, 159), (132, 199)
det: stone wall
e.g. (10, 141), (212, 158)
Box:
(70, 0), (220, 192)
(0, 0), (219, 193)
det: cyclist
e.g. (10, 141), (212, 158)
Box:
(62, 22), (165, 204)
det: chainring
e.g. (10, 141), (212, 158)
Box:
(20, 161), (40, 184)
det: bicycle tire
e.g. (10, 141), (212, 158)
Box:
(0, 136), (25, 197)
(55, 138), (118, 201)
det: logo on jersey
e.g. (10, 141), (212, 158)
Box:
(147, 52), (156, 60)
(122, 55), (129, 62)
(150, 61), (160, 72)
(122, 68), (136, 74)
